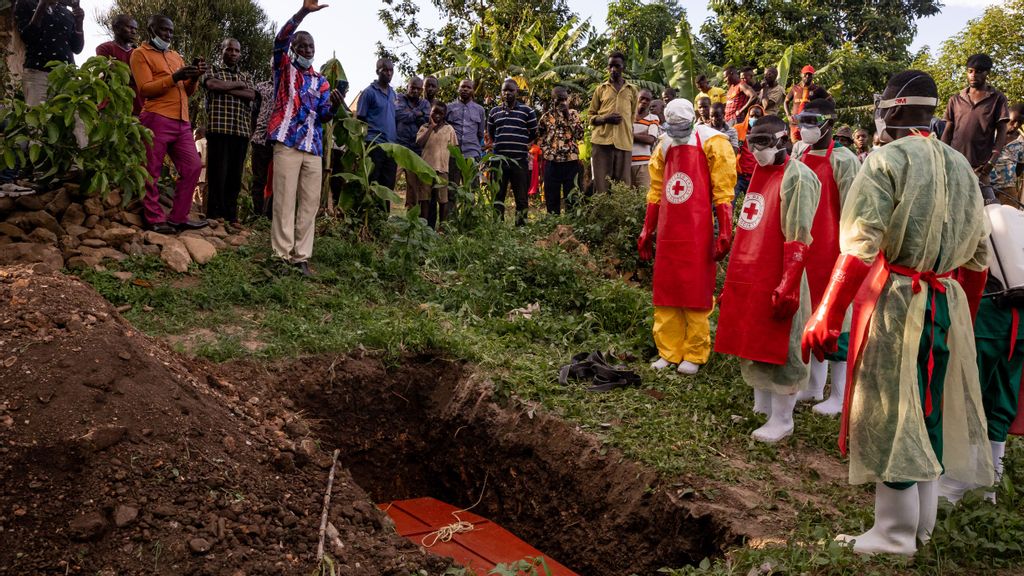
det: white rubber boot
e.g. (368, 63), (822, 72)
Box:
(812, 361), (847, 416)
(797, 357), (827, 402)
(753, 389), (772, 417)
(986, 441), (1006, 504)
(677, 360), (700, 375)
(651, 357), (672, 370)
(752, 392), (797, 443)
(917, 480), (937, 544)
(937, 474), (974, 504)
(837, 483), (919, 556)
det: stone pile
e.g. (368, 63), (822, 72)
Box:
(0, 185), (250, 273)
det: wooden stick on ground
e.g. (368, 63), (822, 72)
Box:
(316, 449), (341, 562)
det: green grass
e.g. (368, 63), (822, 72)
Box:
(78, 200), (1024, 575)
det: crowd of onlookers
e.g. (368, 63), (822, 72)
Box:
(9, 0), (1023, 278)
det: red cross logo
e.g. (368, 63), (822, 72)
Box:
(665, 172), (693, 204)
(738, 193), (765, 231)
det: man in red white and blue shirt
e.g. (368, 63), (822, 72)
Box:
(267, 0), (344, 277)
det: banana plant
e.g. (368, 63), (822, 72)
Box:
(319, 55), (349, 214)
(661, 17), (699, 101)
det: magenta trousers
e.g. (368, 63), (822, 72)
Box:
(140, 112), (201, 225)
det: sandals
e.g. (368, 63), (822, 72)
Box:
(559, 351), (641, 392)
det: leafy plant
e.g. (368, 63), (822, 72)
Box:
(489, 557), (553, 576)
(447, 146), (505, 233)
(569, 181), (649, 277)
(0, 57), (151, 201)
(386, 206), (437, 278)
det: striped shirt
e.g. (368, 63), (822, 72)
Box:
(487, 103), (538, 161)
(632, 113), (661, 165)
(266, 17), (334, 156)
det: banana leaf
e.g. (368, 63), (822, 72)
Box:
(661, 17), (698, 101)
(379, 143), (439, 188)
(776, 46), (794, 95)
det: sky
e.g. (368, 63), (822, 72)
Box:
(76, 0), (1003, 89)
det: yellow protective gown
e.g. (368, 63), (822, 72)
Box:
(647, 125), (737, 364)
(740, 159), (820, 393)
(840, 134), (993, 486)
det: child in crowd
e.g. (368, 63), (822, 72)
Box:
(416, 102), (459, 227)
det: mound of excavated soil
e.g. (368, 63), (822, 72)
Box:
(0, 266), (446, 575)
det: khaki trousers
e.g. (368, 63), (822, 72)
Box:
(631, 163), (651, 192)
(272, 144), (322, 263)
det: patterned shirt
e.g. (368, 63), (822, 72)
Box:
(487, 102), (538, 162)
(251, 80), (275, 145)
(446, 99), (487, 158)
(632, 113), (661, 165)
(537, 108), (583, 162)
(267, 17), (335, 156)
(990, 135), (1024, 188)
(204, 64), (254, 138)
(14, 0), (83, 71)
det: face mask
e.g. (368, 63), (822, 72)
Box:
(872, 83), (939, 140)
(753, 146), (779, 166)
(665, 120), (694, 142)
(150, 36), (170, 51)
(290, 50), (312, 70)
(799, 126), (822, 145)
(748, 117), (757, 127)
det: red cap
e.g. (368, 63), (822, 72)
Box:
(801, 65), (816, 74)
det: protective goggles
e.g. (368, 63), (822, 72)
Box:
(873, 93), (939, 111)
(793, 112), (833, 128)
(747, 129), (788, 149)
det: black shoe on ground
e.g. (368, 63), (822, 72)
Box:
(147, 222), (176, 235)
(171, 219), (209, 231)
(293, 261), (314, 277)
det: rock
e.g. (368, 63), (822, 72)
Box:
(120, 211), (144, 227)
(207, 237), (228, 250)
(222, 436), (237, 453)
(104, 190), (123, 208)
(225, 234), (246, 247)
(84, 196), (104, 216)
(69, 511), (108, 541)
(160, 239), (191, 273)
(0, 222), (25, 239)
(66, 255), (100, 270)
(62, 203), (86, 227)
(180, 236), (216, 265)
(141, 244), (160, 257)
(65, 224), (88, 238)
(123, 241), (146, 257)
(78, 246), (127, 262)
(83, 215), (100, 228)
(144, 231), (174, 247)
(0, 197), (14, 214)
(80, 425), (128, 451)
(101, 225), (136, 246)
(81, 238), (108, 248)
(6, 210), (64, 236)
(209, 225), (229, 238)
(189, 537), (212, 554)
(60, 235), (80, 250)
(114, 505), (139, 528)
(0, 243), (64, 271)
(284, 418), (310, 437)
(28, 227), (58, 244)
(45, 188), (71, 215)
(15, 193), (49, 211)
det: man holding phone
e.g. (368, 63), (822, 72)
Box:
(14, 0), (85, 106)
(130, 14), (209, 234)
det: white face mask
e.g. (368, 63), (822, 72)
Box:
(290, 49), (313, 70)
(799, 126), (822, 146)
(753, 147), (780, 166)
(150, 36), (170, 51)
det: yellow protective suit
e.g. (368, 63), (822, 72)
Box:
(740, 159), (821, 393)
(647, 125), (737, 364)
(840, 134), (993, 486)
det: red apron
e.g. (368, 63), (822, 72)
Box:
(652, 134), (715, 309)
(801, 141), (841, 309)
(713, 160), (792, 365)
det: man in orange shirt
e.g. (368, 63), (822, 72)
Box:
(129, 14), (209, 234)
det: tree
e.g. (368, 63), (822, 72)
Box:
(100, 0), (275, 80)
(916, 0), (1024, 105)
(605, 0), (684, 60)
(701, 0), (941, 107)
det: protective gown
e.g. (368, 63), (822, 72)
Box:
(727, 159), (821, 393)
(840, 135), (994, 486)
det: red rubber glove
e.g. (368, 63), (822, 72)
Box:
(713, 202), (733, 261)
(637, 202), (659, 262)
(771, 241), (810, 320)
(801, 254), (871, 362)
(956, 267), (988, 323)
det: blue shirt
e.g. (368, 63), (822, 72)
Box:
(447, 99), (487, 159)
(357, 82), (397, 144)
(267, 18), (334, 156)
(487, 103), (538, 161)
(394, 94), (431, 152)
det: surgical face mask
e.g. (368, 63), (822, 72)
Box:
(665, 120), (694, 141)
(290, 50), (312, 70)
(753, 146), (779, 166)
(748, 117), (757, 127)
(150, 36), (170, 51)
(749, 129), (787, 166)
(799, 126), (822, 146)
